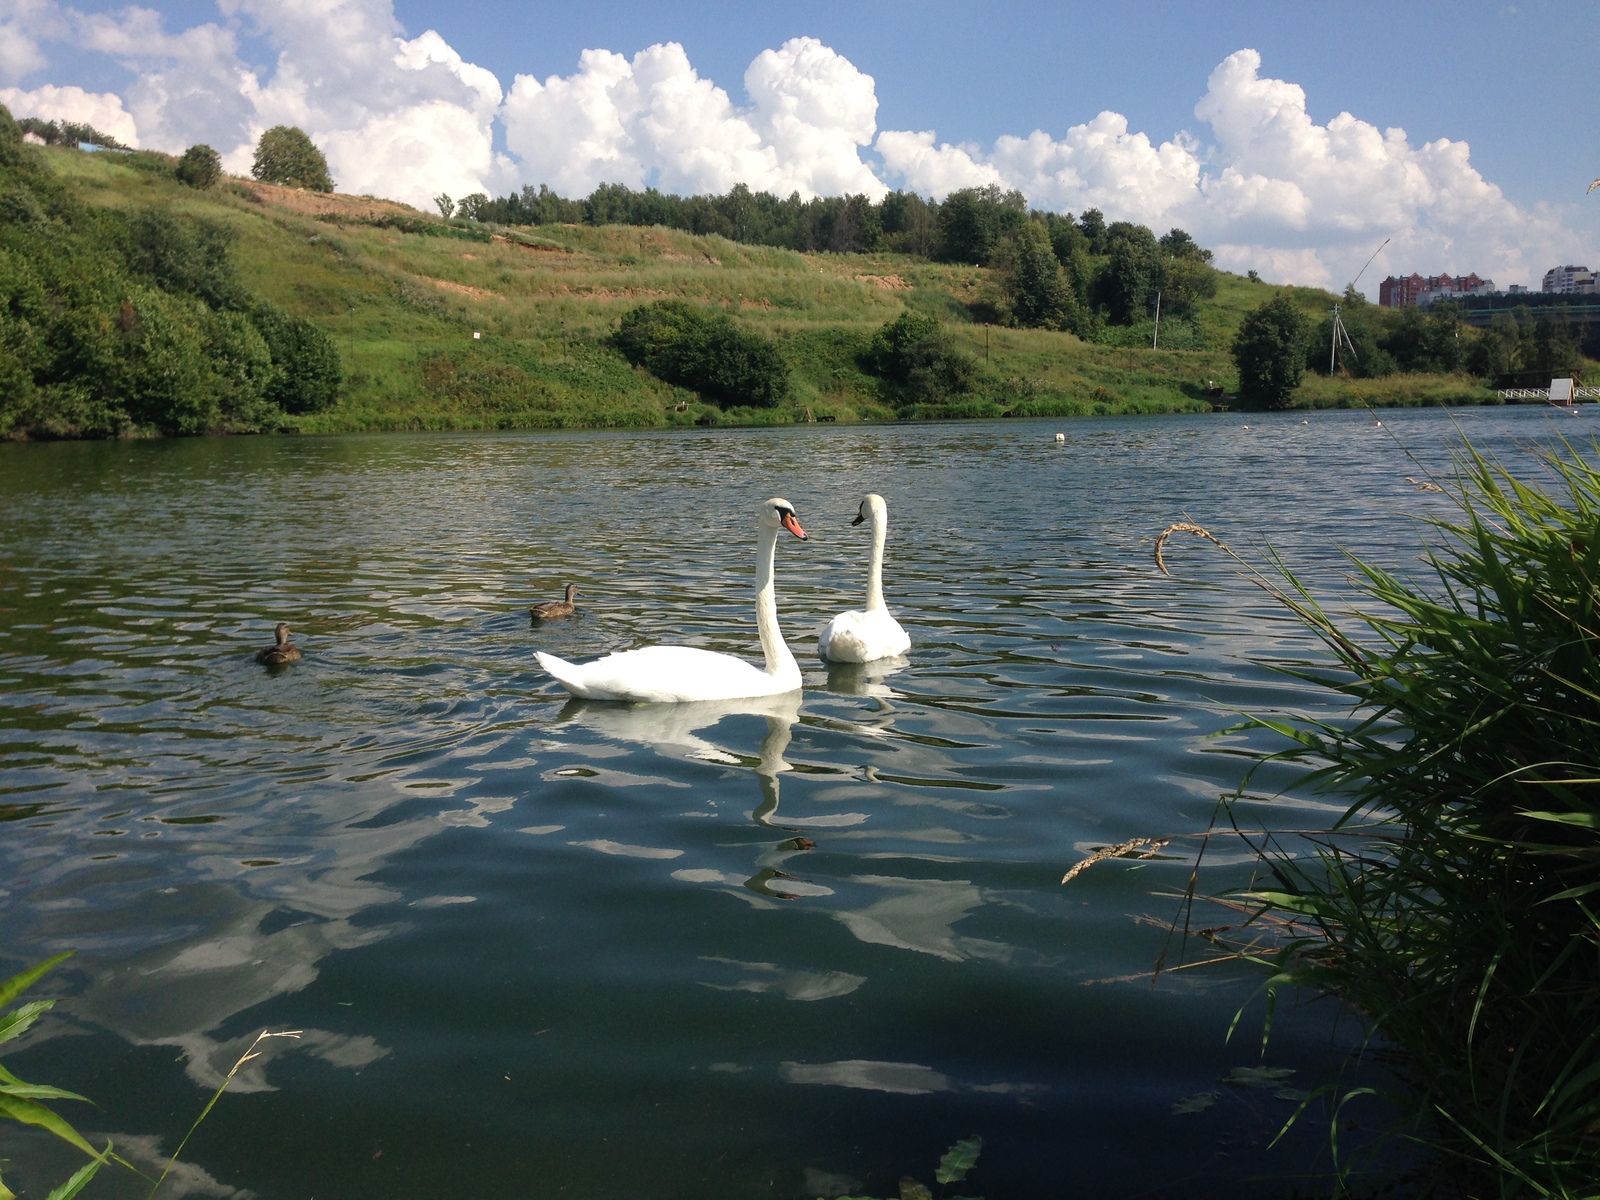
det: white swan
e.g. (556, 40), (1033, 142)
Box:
(818, 493), (911, 664)
(536, 498), (808, 702)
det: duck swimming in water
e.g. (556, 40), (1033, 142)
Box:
(531, 583), (579, 620)
(255, 622), (302, 665)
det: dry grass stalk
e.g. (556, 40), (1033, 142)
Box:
(1153, 521), (1230, 576)
(1060, 836), (1170, 884)
(1405, 476), (1445, 492)
(148, 1029), (301, 1200)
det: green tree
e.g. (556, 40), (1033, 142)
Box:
(935, 185), (1026, 264)
(1529, 312), (1582, 379)
(175, 143), (221, 189)
(1381, 304), (1465, 373)
(1465, 311), (1522, 382)
(1159, 255), (1219, 319)
(1094, 222), (1163, 325)
(879, 190), (935, 255)
(1077, 208), (1106, 253)
(1158, 227), (1211, 262)
(0, 102), (25, 168)
(858, 312), (976, 409)
(989, 222), (1092, 335)
(1232, 295), (1310, 409)
(251, 125), (333, 192)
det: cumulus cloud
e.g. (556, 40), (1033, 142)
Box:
(1, 6), (1585, 288)
(501, 36), (885, 200)
(0, 82), (139, 144)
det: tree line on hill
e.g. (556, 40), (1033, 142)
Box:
(0, 104), (341, 439)
(446, 180), (1218, 339)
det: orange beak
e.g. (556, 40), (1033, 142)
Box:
(780, 511), (807, 540)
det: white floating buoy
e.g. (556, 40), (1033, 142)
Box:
(1054, 432), (1065, 442)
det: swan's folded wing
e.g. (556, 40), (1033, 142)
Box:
(818, 609), (909, 664)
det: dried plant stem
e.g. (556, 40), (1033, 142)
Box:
(147, 1029), (301, 1200)
(1153, 521), (1232, 576)
(1060, 836), (1170, 884)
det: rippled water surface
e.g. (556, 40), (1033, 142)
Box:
(0, 409), (1584, 1198)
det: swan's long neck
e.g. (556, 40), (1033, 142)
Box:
(865, 511), (888, 612)
(755, 523), (800, 681)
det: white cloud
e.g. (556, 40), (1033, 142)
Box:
(0, 81), (139, 144)
(501, 36), (886, 200)
(0, 0), (65, 83)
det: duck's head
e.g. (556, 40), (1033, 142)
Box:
(851, 493), (887, 528)
(564, 583), (579, 599)
(760, 498), (807, 540)
(274, 622), (292, 644)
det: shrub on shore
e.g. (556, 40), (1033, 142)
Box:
(612, 300), (790, 408)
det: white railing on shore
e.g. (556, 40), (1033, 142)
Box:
(1498, 387), (1600, 403)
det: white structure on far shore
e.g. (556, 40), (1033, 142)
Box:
(1543, 265), (1597, 295)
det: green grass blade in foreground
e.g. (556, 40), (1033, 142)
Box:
(44, 1141), (113, 1200)
(0, 953), (73, 1015)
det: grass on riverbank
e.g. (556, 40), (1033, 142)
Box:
(1191, 443), (1600, 1196)
(27, 144), (1519, 435)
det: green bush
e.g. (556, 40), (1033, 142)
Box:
(859, 311), (977, 410)
(253, 301), (342, 414)
(613, 300), (789, 408)
(175, 143), (221, 189)
(112, 286), (219, 434)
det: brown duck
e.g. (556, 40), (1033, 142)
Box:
(531, 583), (579, 620)
(255, 622), (302, 665)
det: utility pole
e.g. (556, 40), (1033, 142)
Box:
(1151, 290), (1162, 350)
(1329, 304), (1339, 375)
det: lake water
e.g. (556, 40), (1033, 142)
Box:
(0, 407), (1584, 1199)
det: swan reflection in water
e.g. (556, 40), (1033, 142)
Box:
(550, 692), (863, 900)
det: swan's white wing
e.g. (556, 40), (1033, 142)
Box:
(817, 609), (911, 664)
(537, 646), (794, 703)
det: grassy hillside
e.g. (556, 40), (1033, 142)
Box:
(31, 146), (1504, 433)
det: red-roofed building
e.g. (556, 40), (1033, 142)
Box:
(1379, 273), (1494, 307)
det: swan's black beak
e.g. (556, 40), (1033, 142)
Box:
(850, 511), (865, 526)
(780, 511), (807, 540)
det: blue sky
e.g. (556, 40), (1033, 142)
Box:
(386, 0), (1599, 208)
(3, 0), (1596, 290)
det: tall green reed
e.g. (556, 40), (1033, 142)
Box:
(1184, 440), (1600, 1196)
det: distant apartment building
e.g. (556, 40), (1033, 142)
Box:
(1379, 273), (1496, 307)
(1542, 265), (1597, 294)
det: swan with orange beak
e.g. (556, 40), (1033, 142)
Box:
(536, 498), (808, 703)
